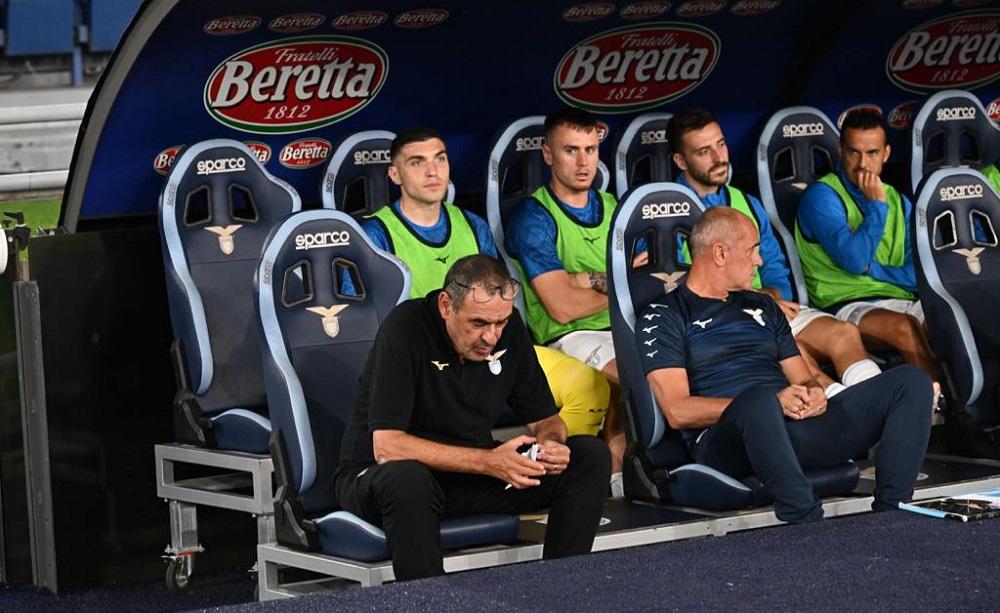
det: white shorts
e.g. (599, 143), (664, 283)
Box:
(547, 330), (616, 371)
(834, 299), (924, 326)
(789, 306), (836, 337)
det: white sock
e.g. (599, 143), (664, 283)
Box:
(610, 472), (624, 499)
(825, 382), (847, 398)
(842, 358), (882, 386)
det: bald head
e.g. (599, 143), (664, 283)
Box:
(689, 206), (754, 259)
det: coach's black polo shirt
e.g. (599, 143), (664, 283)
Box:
(336, 291), (557, 475)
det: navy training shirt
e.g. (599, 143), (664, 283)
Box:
(636, 283), (799, 442)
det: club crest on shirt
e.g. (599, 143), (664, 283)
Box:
(743, 308), (765, 327)
(486, 348), (507, 375)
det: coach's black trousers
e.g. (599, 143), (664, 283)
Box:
(693, 365), (933, 523)
(335, 435), (611, 581)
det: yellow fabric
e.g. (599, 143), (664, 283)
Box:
(534, 345), (609, 437)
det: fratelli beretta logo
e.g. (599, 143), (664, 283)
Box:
(886, 11), (1000, 92)
(554, 23), (720, 113)
(204, 35), (389, 134)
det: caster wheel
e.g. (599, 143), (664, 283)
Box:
(166, 558), (192, 592)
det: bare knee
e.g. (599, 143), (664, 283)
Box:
(827, 320), (863, 354)
(888, 314), (924, 349)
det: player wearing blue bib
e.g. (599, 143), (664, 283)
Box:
(639, 206), (932, 523)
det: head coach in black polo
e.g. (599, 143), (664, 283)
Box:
(334, 254), (611, 581)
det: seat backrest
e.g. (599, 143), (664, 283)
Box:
(321, 130), (396, 216)
(911, 90), (1000, 195)
(756, 106), (840, 304)
(607, 182), (705, 469)
(613, 113), (675, 198)
(321, 129), (456, 217)
(595, 159), (611, 193)
(914, 168), (1000, 426)
(486, 116), (549, 314)
(256, 210), (410, 510)
(159, 139), (300, 413)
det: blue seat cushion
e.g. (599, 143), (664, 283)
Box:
(208, 409), (271, 454)
(667, 462), (859, 511)
(314, 511), (520, 562)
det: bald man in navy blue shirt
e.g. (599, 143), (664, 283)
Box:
(638, 206), (932, 522)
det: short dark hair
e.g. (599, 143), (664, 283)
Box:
(544, 107), (599, 140)
(839, 109), (886, 145)
(390, 127), (444, 161)
(666, 108), (717, 153)
(443, 255), (511, 309)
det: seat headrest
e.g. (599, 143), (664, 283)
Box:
(756, 106), (840, 232)
(321, 129), (457, 216)
(914, 168), (1000, 410)
(257, 210), (410, 497)
(321, 130), (396, 216)
(485, 116), (548, 245)
(161, 139), (301, 264)
(595, 159), (611, 193)
(911, 90), (1000, 194)
(608, 182), (705, 326)
(613, 113), (674, 198)
(159, 139), (301, 398)
(607, 182), (703, 453)
(916, 168), (1000, 281)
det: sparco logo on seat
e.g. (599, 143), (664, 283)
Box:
(354, 149), (391, 165)
(940, 184), (984, 201)
(516, 136), (546, 151)
(204, 36), (388, 134)
(196, 157), (248, 175)
(936, 106), (977, 121)
(641, 129), (668, 144)
(886, 12), (1000, 92)
(782, 123), (825, 138)
(555, 23), (720, 113)
(295, 231), (351, 250)
(642, 201), (691, 219)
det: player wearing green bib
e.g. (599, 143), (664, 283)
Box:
(796, 108), (941, 387)
(505, 108), (626, 496)
(667, 108), (881, 397)
(358, 127), (498, 299)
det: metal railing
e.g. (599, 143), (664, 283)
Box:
(0, 101), (87, 193)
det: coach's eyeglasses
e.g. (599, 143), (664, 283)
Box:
(450, 279), (520, 303)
